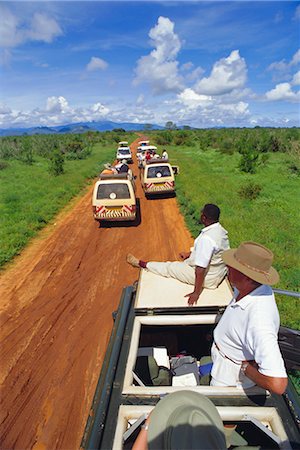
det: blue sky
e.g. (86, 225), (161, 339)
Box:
(0, 1), (299, 129)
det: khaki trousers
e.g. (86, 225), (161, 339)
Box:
(146, 260), (226, 288)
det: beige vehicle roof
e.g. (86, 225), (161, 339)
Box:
(135, 270), (232, 309)
(92, 177), (136, 207)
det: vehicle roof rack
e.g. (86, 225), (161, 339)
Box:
(99, 173), (129, 180)
(146, 158), (169, 164)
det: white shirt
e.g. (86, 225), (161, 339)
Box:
(211, 285), (287, 388)
(189, 222), (229, 268)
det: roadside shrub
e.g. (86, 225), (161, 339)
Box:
(238, 182), (262, 200)
(49, 148), (65, 176)
(287, 162), (300, 175)
(218, 140), (235, 155)
(0, 161), (8, 170)
(259, 153), (270, 166)
(20, 137), (34, 164)
(155, 130), (173, 145)
(239, 149), (259, 173)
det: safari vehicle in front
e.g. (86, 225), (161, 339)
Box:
(116, 146), (133, 164)
(118, 141), (129, 148)
(92, 173), (137, 222)
(137, 140), (150, 153)
(140, 158), (175, 197)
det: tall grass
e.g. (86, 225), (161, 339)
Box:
(169, 146), (300, 329)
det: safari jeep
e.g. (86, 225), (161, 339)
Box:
(81, 271), (300, 450)
(137, 140), (150, 153)
(140, 159), (175, 197)
(116, 146), (133, 164)
(92, 174), (137, 222)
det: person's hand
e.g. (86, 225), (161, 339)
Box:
(179, 251), (190, 260)
(185, 291), (199, 306)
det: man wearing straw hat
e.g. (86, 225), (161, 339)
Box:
(211, 241), (288, 394)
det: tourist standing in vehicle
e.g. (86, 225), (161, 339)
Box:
(127, 204), (229, 305)
(137, 152), (144, 168)
(211, 241), (288, 394)
(162, 149), (168, 160)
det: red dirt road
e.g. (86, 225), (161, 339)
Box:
(0, 138), (194, 450)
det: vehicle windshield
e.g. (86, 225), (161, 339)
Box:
(118, 149), (130, 155)
(97, 183), (130, 199)
(147, 166), (171, 178)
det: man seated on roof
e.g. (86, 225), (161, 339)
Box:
(127, 204), (230, 305)
(101, 163), (118, 175)
(211, 241), (288, 394)
(115, 159), (129, 173)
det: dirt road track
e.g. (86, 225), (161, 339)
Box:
(0, 138), (193, 450)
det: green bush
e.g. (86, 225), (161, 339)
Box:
(49, 148), (65, 176)
(0, 161), (8, 170)
(287, 162), (300, 175)
(239, 182), (262, 200)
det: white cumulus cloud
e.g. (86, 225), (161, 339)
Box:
(265, 82), (300, 102)
(0, 6), (62, 48)
(91, 102), (109, 115)
(267, 49), (300, 82)
(27, 13), (62, 43)
(0, 6), (23, 47)
(177, 88), (212, 109)
(0, 103), (12, 114)
(134, 16), (184, 94)
(46, 96), (70, 113)
(291, 49), (300, 66)
(194, 50), (247, 95)
(86, 56), (108, 71)
(292, 70), (300, 86)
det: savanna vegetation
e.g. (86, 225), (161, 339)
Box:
(0, 130), (134, 269)
(0, 126), (299, 329)
(149, 127), (300, 329)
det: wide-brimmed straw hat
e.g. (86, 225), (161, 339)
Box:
(148, 391), (226, 450)
(222, 241), (279, 285)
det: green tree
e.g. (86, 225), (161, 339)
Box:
(49, 146), (65, 176)
(21, 137), (34, 164)
(165, 121), (177, 130)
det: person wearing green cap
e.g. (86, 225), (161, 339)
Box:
(132, 391), (227, 450)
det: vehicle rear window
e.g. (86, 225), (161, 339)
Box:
(147, 166), (171, 178)
(97, 183), (130, 199)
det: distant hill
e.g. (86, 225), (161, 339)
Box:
(0, 121), (164, 137)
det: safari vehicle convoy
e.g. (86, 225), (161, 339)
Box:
(81, 271), (300, 450)
(140, 159), (176, 197)
(92, 173), (137, 222)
